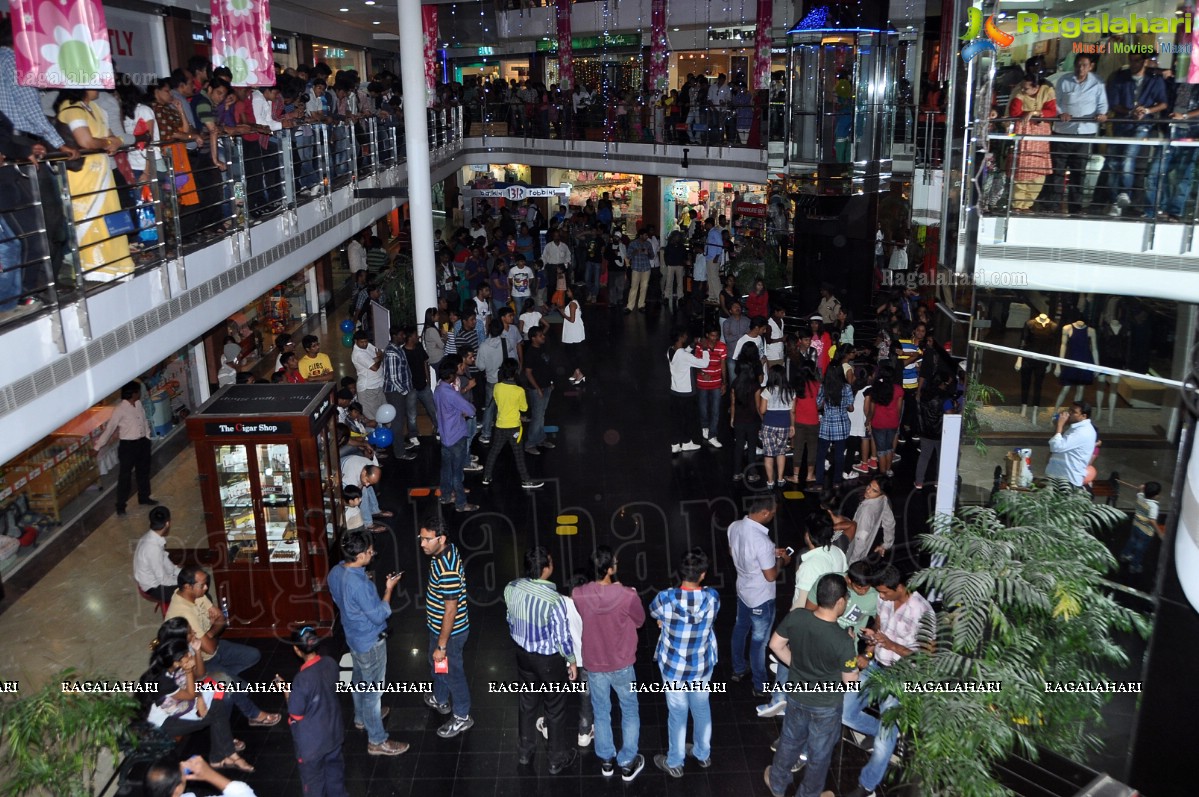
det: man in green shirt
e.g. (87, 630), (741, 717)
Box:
(764, 574), (858, 797)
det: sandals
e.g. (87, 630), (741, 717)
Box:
(211, 753), (255, 773)
(247, 712), (281, 727)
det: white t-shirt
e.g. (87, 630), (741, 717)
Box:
(509, 266), (534, 298)
(351, 344), (384, 389)
(518, 311), (543, 339)
(346, 240), (367, 274)
(849, 387), (869, 437)
(123, 105), (158, 172)
(765, 318), (785, 361)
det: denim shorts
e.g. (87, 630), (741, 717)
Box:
(872, 427), (897, 455)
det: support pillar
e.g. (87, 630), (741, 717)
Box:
(642, 175), (662, 234)
(396, 0), (438, 324)
(193, 342), (211, 405)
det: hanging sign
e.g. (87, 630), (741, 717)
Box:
(464, 185), (573, 200)
(422, 6), (438, 107)
(210, 0), (275, 87)
(11, 0), (116, 88)
(205, 421), (294, 435)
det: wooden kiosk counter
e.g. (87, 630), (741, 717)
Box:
(186, 384), (343, 638)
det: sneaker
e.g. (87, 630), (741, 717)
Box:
(853, 463), (870, 473)
(600, 759), (616, 778)
(455, 503), (480, 513)
(892, 453), (902, 464)
(481, 478), (491, 487)
(756, 699), (786, 718)
(367, 739), (410, 756)
(685, 743), (710, 767)
(770, 737), (779, 752)
(707, 437), (723, 448)
(436, 715), (474, 738)
(525, 447), (542, 456)
(396, 452), (417, 461)
(671, 444), (682, 454)
(910, 435), (921, 442)
(535, 716), (548, 739)
(548, 747), (577, 774)
(843, 470), (860, 480)
(354, 706), (391, 729)
(578, 726), (594, 747)
(479, 437), (491, 445)
(791, 753), (808, 773)
(654, 754), (683, 778)
(406, 437), (419, 449)
(846, 787), (877, 797)
(539, 440), (556, 449)
(867, 457), (879, 469)
(423, 695), (451, 715)
(1116, 192), (1132, 209)
(621, 754), (645, 782)
(470, 454), (479, 463)
(701, 428), (709, 439)
(680, 441), (701, 452)
(464, 463), (484, 472)
(521, 480), (546, 489)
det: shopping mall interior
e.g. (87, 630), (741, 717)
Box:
(0, 0), (1196, 794)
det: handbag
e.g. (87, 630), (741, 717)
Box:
(105, 209), (137, 237)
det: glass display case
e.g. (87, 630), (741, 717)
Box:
(187, 384), (340, 638)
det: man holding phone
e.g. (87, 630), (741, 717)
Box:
(327, 529), (409, 756)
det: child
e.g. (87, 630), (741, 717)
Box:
(345, 402), (377, 438)
(342, 485), (364, 532)
(1120, 482), (1164, 574)
(518, 298), (544, 340)
(847, 366), (872, 477)
(532, 259), (548, 312)
(838, 555), (882, 634)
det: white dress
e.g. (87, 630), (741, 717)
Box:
(561, 301), (585, 344)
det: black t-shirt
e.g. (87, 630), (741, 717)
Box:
(406, 344), (430, 390)
(586, 237), (601, 262)
(523, 341), (554, 389)
(775, 608), (857, 708)
(664, 241), (687, 266)
(287, 655), (344, 761)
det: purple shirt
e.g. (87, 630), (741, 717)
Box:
(434, 381), (476, 446)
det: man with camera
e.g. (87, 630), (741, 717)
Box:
(327, 529), (409, 756)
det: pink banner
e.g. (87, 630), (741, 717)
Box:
(11, 0), (115, 88)
(753, 0), (772, 91)
(555, 0), (573, 90)
(648, 0), (668, 97)
(422, 6), (439, 107)
(210, 0), (274, 87)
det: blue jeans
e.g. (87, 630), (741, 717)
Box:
(349, 638), (388, 745)
(664, 677), (712, 768)
(404, 386), (438, 440)
(428, 630), (471, 718)
(697, 389), (722, 435)
(208, 640), (260, 679)
(842, 662), (899, 791)
(359, 484), (381, 526)
(815, 437), (847, 486)
(0, 215), (22, 311)
(1112, 126), (1152, 196)
(585, 260), (601, 299)
(731, 597), (775, 691)
(1146, 144), (1199, 218)
(525, 385), (553, 449)
(588, 665), (640, 766)
(439, 437), (469, 509)
(768, 699), (843, 797)
(1119, 530), (1153, 572)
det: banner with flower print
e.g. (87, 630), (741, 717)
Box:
(210, 0), (275, 87)
(647, 0), (668, 97)
(555, 0), (573, 90)
(753, 0), (772, 90)
(422, 5), (438, 107)
(11, 0), (115, 88)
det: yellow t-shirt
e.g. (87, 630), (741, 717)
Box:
(298, 353), (333, 380)
(493, 382), (528, 429)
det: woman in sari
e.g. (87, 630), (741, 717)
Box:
(55, 90), (135, 281)
(1007, 70), (1057, 211)
(149, 79), (201, 233)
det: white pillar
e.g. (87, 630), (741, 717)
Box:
(397, 0), (438, 323)
(305, 264), (321, 319)
(192, 342), (211, 405)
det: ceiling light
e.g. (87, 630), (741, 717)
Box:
(672, 26), (679, 31)
(339, 6), (348, 10)
(364, 1), (375, 5)
(372, 20), (381, 24)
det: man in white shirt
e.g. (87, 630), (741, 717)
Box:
(134, 506), (180, 604)
(703, 220), (724, 299)
(147, 754), (256, 797)
(727, 496), (791, 693)
(351, 331), (386, 420)
(542, 228), (572, 274)
(249, 86), (285, 211)
(1046, 401), (1098, 487)
(346, 232), (368, 276)
(706, 73), (732, 145)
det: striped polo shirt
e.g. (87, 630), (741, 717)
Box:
(426, 543), (469, 636)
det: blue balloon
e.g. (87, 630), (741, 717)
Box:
(372, 428), (394, 448)
(365, 430), (379, 446)
(340, 319), (355, 334)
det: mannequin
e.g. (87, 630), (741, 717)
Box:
(1014, 312), (1058, 422)
(1053, 316), (1099, 410)
(1095, 306), (1130, 422)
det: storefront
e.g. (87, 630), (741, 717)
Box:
(661, 179), (769, 233)
(311, 40), (366, 76)
(456, 58), (532, 85)
(547, 169), (643, 227)
(540, 34), (643, 92)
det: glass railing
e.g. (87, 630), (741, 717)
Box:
(981, 118), (1199, 227)
(0, 109), (461, 333)
(461, 92), (772, 150)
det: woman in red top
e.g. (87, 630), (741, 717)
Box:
(1007, 70), (1057, 211)
(786, 358), (821, 485)
(809, 315), (833, 374)
(864, 365), (902, 477)
(745, 278), (769, 319)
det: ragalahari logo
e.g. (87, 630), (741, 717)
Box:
(961, 8), (1015, 62)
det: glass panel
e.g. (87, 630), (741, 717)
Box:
(216, 444), (258, 562)
(315, 417), (339, 545)
(258, 443), (299, 564)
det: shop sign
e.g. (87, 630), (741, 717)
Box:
(710, 27), (756, 42)
(205, 422), (294, 435)
(322, 47), (348, 59)
(734, 201), (768, 218)
(537, 33), (642, 52)
(772, 47), (788, 55)
(671, 181), (691, 200)
(470, 185), (571, 200)
(477, 46), (495, 56)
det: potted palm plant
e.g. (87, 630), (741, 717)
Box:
(864, 483), (1150, 796)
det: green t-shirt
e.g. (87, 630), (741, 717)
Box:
(775, 609), (857, 707)
(838, 587), (879, 632)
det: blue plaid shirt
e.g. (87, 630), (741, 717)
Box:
(382, 343), (411, 394)
(0, 48), (65, 147)
(817, 384), (853, 441)
(649, 587), (720, 682)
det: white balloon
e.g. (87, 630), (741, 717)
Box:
(376, 403), (397, 424)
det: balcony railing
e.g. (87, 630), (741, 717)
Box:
(0, 109), (462, 334)
(981, 118), (1199, 231)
